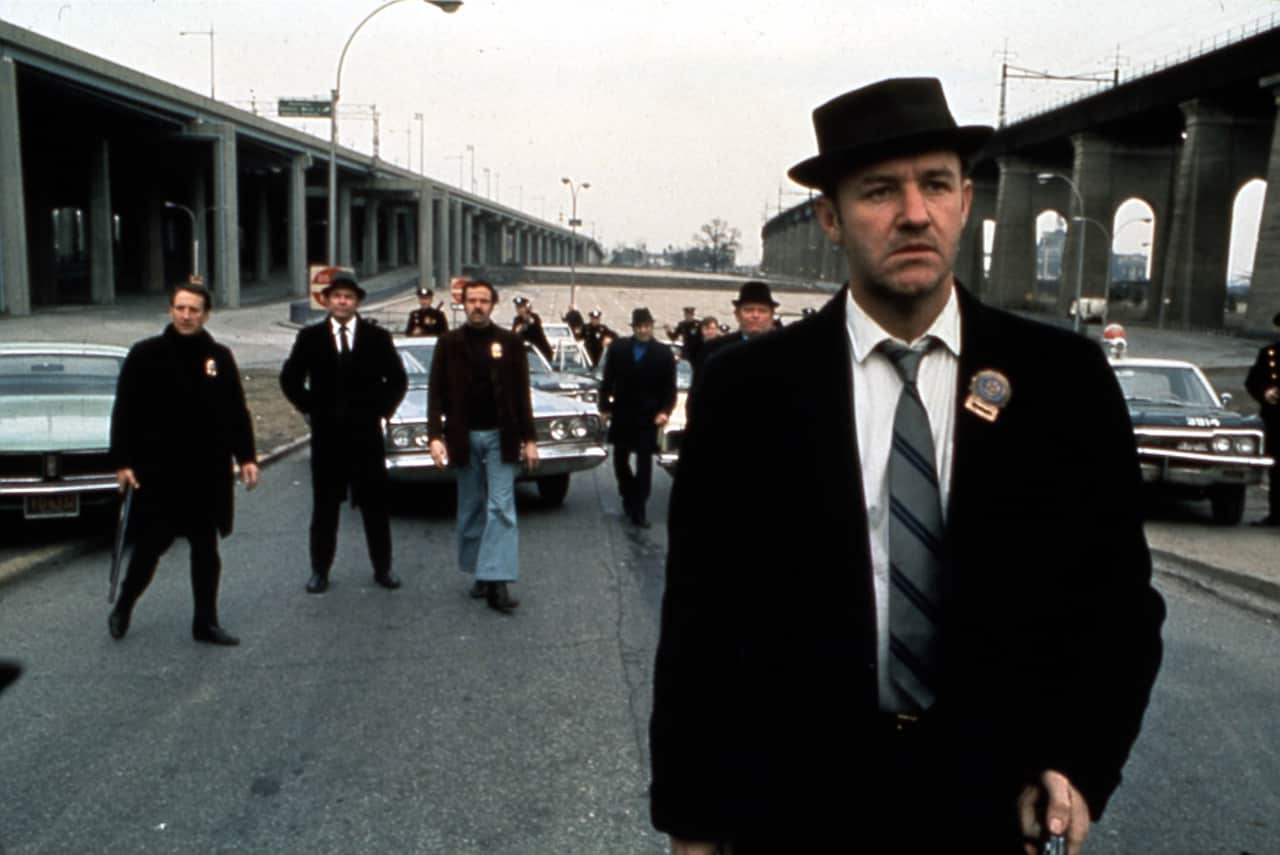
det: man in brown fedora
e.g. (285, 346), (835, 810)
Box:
(650, 78), (1165, 853)
(1245, 311), (1280, 526)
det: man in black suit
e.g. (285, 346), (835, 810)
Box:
(109, 283), (258, 645)
(693, 281), (778, 383)
(280, 272), (408, 594)
(1244, 311), (1280, 526)
(650, 78), (1165, 854)
(598, 307), (677, 527)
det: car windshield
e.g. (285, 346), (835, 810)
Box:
(527, 345), (552, 377)
(677, 359), (692, 390)
(398, 343), (437, 378)
(553, 343), (592, 374)
(0, 353), (122, 396)
(1113, 365), (1218, 408)
(543, 323), (572, 340)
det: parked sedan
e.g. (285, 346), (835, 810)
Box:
(657, 359), (693, 472)
(384, 338), (608, 505)
(527, 343), (600, 403)
(1111, 355), (1273, 524)
(0, 343), (128, 521)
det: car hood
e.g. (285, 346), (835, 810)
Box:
(392, 383), (597, 423)
(531, 370), (597, 394)
(0, 395), (114, 451)
(1126, 402), (1262, 429)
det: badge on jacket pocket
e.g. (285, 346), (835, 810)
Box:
(205, 358), (218, 378)
(490, 342), (503, 360)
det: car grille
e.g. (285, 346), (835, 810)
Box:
(0, 451), (112, 482)
(0, 453), (42, 481)
(61, 451), (113, 479)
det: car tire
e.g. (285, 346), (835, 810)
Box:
(536, 474), (571, 506)
(1209, 484), (1246, 525)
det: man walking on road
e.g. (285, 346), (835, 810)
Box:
(598, 308), (677, 528)
(650, 78), (1165, 853)
(1245, 311), (1280, 526)
(280, 272), (408, 594)
(428, 280), (539, 614)
(108, 284), (258, 645)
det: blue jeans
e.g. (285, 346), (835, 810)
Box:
(455, 430), (519, 582)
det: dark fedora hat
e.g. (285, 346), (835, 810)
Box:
(788, 77), (993, 189)
(733, 281), (778, 308)
(320, 270), (366, 301)
(631, 307), (655, 326)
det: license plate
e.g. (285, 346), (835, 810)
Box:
(24, 493), (80, 519)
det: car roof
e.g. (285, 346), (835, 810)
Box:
(1108, 356), (1201, 370)
(0, 342), (130, 358)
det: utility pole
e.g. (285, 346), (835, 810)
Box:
(178, 23), (216, 99)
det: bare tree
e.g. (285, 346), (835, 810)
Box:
(693, 219), (741, 272)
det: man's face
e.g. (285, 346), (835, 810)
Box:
(418, 293), (433, 308)
(169, 289), (210, 335)
(465, 287), (495, 327)
(516, 302), (530, 317)
(633, 322), (654, 342)
(701, 321), (720, 340)
(589, 316), (601, 327)
(817, 150), (971, 308)
(327, 287), (360, 322)
(734, 302), (775, 336)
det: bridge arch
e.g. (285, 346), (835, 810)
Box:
(1108, 198), (1157, 319)
(1227, 178), (1265, 322)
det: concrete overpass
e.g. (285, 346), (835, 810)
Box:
(762, 18), (1280, 335)
(0, 19), (601, 316)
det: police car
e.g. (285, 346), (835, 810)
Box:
(1105, 325), (1272, 524)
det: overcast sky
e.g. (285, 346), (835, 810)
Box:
(2, 0), (1276, 269)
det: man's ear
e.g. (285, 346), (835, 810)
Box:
(815, 196), (843, 245)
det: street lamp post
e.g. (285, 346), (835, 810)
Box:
(328, 0), (461, 265)
(1038, 173), (1087, 333)
(178, 24), (215, 99)
(561, 177), (589, 308)
(466, 144), (475, 194)
(164, 201), (199, 280)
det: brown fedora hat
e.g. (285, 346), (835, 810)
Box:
(788, 77), (993, 189)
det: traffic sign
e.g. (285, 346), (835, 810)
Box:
(279, 98), (333, 118)
(568, 218), (582, 227)
(449, 277), (467, 306)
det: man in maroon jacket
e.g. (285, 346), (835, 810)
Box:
(428, 280), (538, 614)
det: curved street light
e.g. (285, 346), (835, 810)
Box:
(1038, 172), (1087, 332)
(561, 177), (589, 308)
(328, 0), (462, 265)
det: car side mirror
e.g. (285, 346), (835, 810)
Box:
(1220, 392), (1232, 407)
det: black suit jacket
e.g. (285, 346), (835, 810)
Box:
(280, 317), (407, 493)
(111, 326), (256, 536)
(598, 336), (677, 452)
(649, 285), (1165, 846)
(1244, 340), (1280, 433)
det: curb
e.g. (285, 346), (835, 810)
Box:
(1152, 548), (1280, 619)
(0, 435), (311, 590)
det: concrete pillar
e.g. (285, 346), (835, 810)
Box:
(1160, 100), (1241, 329)
(462, 211), (473, 267)
(193, 172), (209, 284)
(0, 52), (31, 315)
(387, 207), (401, 269)
(956, 177), (997, 297)
(288, 154), (308, 297)
(476, 216), (488, 265)
(449, 199), (462, 276)
(363, 197), (381, 278)
(417, 181), (433, 292)
(338, 186), (353, 267)
(254, 182), (270, 283)
(210, 123), (240, 308)
(1052, 133), (1118, 317)
(89, 139), (115, 305)
(435, 188), (451, 291)
(1247, 75), (1280, 334)
(143, 188), (165, 293)
(987, 156), (1040, 311)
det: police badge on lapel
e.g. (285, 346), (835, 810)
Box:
(205, 358), (218, 378)
(490, 342), (503, 360)
(964, 369), (1010, 423)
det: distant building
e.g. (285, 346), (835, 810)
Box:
(1037, 228), (1066, 280)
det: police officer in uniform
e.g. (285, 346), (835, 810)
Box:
(563, 307), (586, 340)
(667, 306), (702, 363)
(405, 287), (449, 337)
(582, 309), (616, 366)
(1245, 311), (1280, 526)
(512, 296), (553, 360)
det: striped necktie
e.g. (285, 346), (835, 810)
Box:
(880, 339), (944, 712)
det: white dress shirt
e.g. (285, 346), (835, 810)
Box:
(844, 286), (961, 709)
(329, 315), (356, 352)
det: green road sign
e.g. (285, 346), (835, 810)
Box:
(278, 98), (333, 118)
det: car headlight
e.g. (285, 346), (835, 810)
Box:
(1234, 437), (1257, 455)
(581, 389), (598, 403)
(413, 426), (431, 447)
(390, 426), (413, 449)
(1212, 436), (1233, 454)
(550, 419), (569, 441)
(571, 417), (589, 438)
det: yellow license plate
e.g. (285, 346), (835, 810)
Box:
(23, 493), (80, 519)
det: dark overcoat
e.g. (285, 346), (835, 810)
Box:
(426, 325), (537, 467)
(512, 311), (553, 360)
(598, 336), (677, 452)
(649, 285), (1166, 849)
(279, 317), (407, 497)
(1245, 340), (1280, 433)
(110, 326), (256, 536)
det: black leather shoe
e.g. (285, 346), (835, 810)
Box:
(306, 574), (329, 594)
(629, 510), (651, 528)
(469, 580), (489, 599)
(192, 625), (240, 646)
(108, 607), (131, 640)
(486, 581), (519, 614)
(374, 571), (402, 590)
